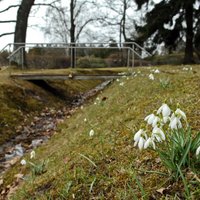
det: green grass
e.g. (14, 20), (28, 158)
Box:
(1, 65), (200, 199)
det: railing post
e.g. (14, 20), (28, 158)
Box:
(132, 43), (134, 68)
(127, 48), (130, 67)
(21, 47), (24, 69)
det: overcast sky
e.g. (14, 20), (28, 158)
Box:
(0, 0), (50, 50)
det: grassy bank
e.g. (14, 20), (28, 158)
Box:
(0, 67), (114, 145)
(1, 65), (200, 199)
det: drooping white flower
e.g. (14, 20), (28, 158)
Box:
(162, 116), (169, 124)
(138, 137), (145, 150)
(134, 129), (144, 142)
(89, 129), (95, 137)
(119, 82), (125, 86)
(20, 159), (26, 165)
(149, 73), (154, 80)
(134, 129), (147, 150)
(157, 103), (171, 118)
(30, 150), (36, 159)
(144, 137), (156, 149)
(84, 118), (87, 122)
(175, 108), (187, 121)
(144, 113), (156, 125)
(169, 115), (182, 129)
(152, 116), (161, 127)
(154, 69), (160, 73)
(152, 127), (166, 141)
(196, 146), (200, 157)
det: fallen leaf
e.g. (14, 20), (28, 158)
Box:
(14, 174), (24, 180)
(156, 187), (166, 194)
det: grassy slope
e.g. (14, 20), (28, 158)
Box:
(2, 65), (200, 199)
(0, 67), (109, 145)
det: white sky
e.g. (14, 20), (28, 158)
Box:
(0, 0), (49, 50)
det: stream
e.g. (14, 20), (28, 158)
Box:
(0, 80), (112, 176)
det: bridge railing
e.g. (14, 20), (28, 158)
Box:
(1, 42), (152, 69)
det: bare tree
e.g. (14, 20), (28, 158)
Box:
(14, 0), (35, 49)
(99, 0), (136, 45)
(43, 0), (99, 67)
(0, 0), (61, 67)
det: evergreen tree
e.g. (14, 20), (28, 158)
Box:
(134, 0), (200, 64)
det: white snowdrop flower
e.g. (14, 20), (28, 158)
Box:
(183, 67), (189, 71)
(152, 127), (165, 141)
(163, 116), (169, 124)
(20, 159), (26, 165)
(190, 67), (193, 71)
(30, 150), (35, 159)
(119, 82), (124, 86)
(94, 102), (97, 105)
(157, 103), (171, 118)
(175, 108), (187, 121)
(116, 79), (120, 82)
(149, 73), (154, 80)
(154, 69), (160, 73)
(84, 118), (87, 122)
(144, 113), (156, 125)
(152, 116), (160, 127)
(96, 97), (100, 101)
(144, 137), (156, 149)
(138, 137), (145, 150)
(154, 134), (162, 142)
(169, 116), (178, 129)
(169, 115), (182, 129)
(196, 146), (200, 157)
(89, 129), (94, 137)
(134, 129), (148, 150)
(134, 129), (144, 142)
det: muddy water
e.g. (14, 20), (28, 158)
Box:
(0, 80), (112, 175)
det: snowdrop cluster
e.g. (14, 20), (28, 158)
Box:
(151, 69), (160, 74)
(182, 66), (193, 71)
(148, 73), (155, 80)
(148, 68), (161, 81)
(20, 150), (36, 166)
(134, 103), (188, 150)
(94, 97), (100, 105)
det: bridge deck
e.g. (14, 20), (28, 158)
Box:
(10, 74), (127, 80)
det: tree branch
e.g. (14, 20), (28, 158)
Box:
(33, 2), (61, 12)
(0, 4), (20, 13)
(0, 20), (16, 23)
(0, 32), (14, 38)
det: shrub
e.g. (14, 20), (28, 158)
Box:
(77, 56), (107, 68)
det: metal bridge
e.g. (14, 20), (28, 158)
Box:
(1, 42), (151, 80)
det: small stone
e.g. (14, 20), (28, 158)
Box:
(31, 139), (43, 148)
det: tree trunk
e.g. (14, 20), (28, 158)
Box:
(184, 3), (194, 64)
(14, 0), (35, 67)
(70, 0), (76, 68)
